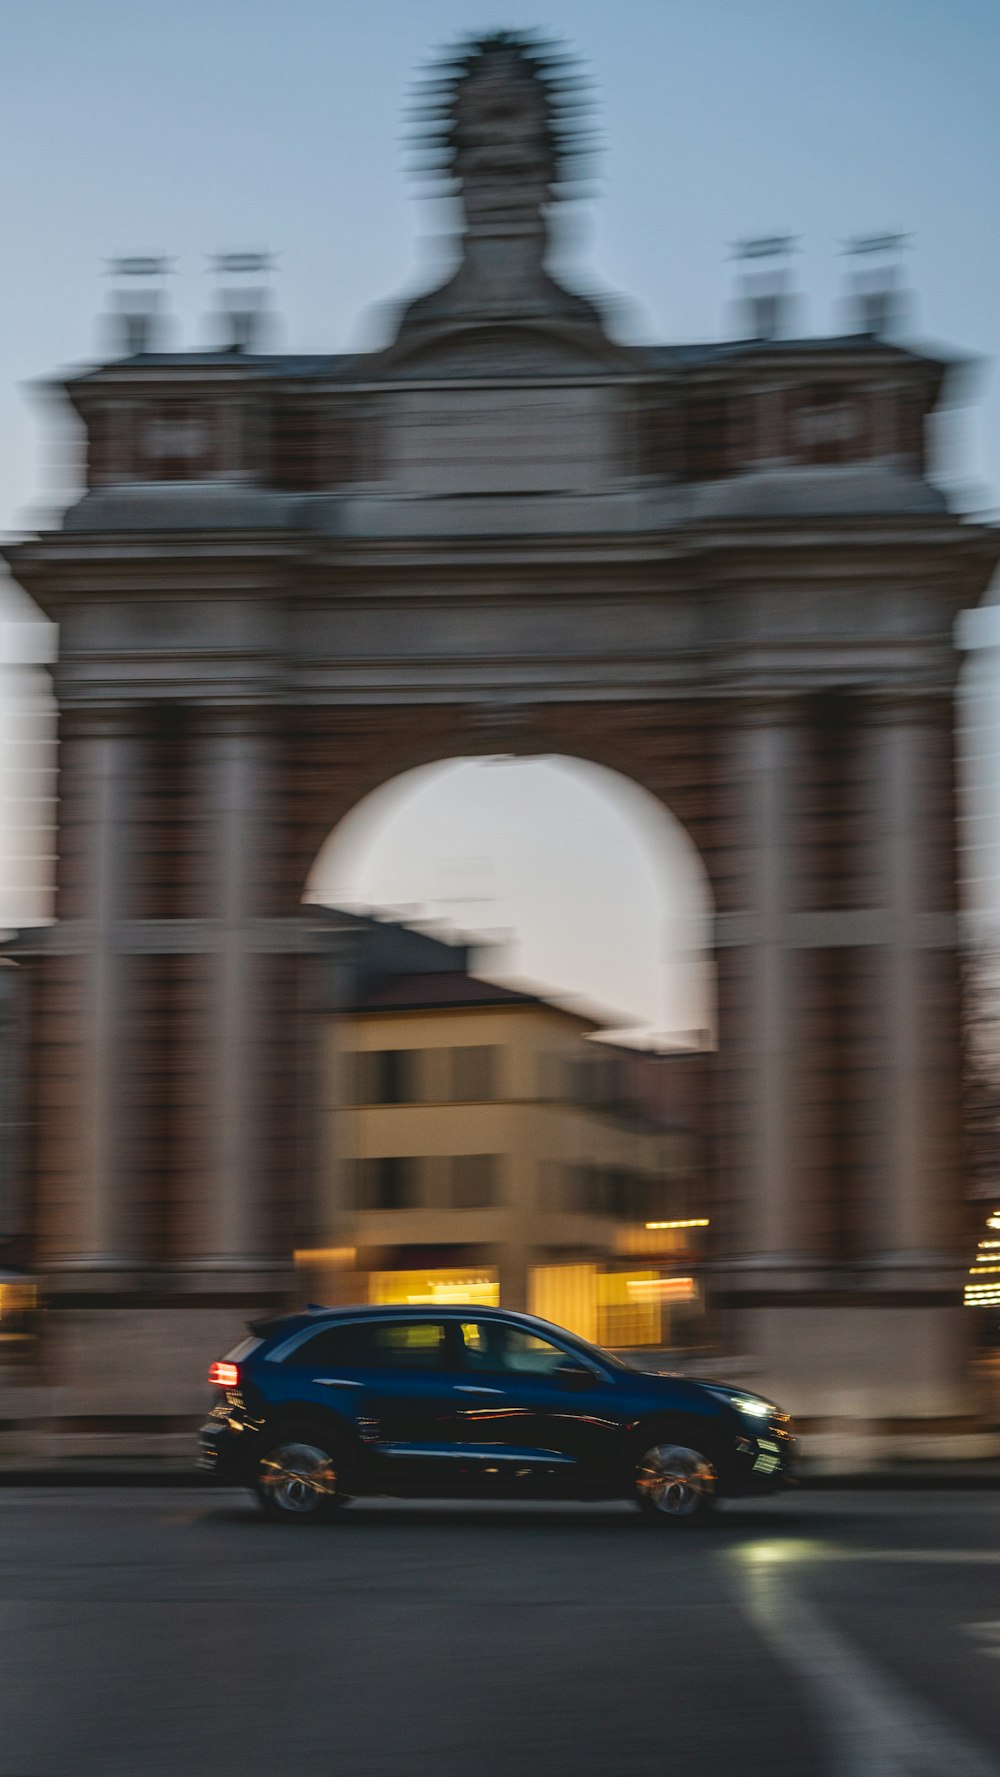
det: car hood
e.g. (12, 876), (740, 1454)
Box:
(624, 1368), (779, 1407)
(624, 1368), (735, 1388)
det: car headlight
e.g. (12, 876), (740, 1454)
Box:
(705, 1387), (773, 1420)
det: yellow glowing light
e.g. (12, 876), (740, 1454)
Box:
(978, 1240), (1000, 1250)
(626, 1276), (695, 1299)
(0, 1281), (36, 1322)
(988, 1214), (1000, 1231)
(294, 1248), (357, 1267)
(644, 1219), (710, 1231)
(406, 1277), (499, 1306)
(968, 1264), (1000, 1275)
(371, 1268), (501, 1309)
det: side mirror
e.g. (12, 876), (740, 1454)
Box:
(554, 1361), (597, 1391)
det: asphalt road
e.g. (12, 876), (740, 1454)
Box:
(4, 1487), (1000, 1777)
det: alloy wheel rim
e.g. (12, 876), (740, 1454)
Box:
(259, 1442), (338, 1514)
(635, 1443), (716, 1516)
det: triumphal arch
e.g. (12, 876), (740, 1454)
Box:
(5, 33), (998, 1450)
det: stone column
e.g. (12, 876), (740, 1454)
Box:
(728, 697), (806, 1267)
(194, 710), (272, 1269)
(65, 707), (146, 1268)
(861, 694), (961, 1266)
(0, 958), (24, 1246)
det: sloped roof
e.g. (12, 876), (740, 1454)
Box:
(350, 972), (617, 1031)
(352, 971), (546, 1012)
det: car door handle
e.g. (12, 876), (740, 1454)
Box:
(456, 1385), (505, 1396)
(315, 1377), (364, 1388)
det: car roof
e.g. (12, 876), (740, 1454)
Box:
(253, 1303), (579, 1340)
(311, 1304), (555, 1326)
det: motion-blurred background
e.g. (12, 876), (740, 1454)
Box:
(1, 0), (999, 1469)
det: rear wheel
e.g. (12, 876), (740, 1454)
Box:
(254, 1433), (352, 1524)
(632, 1440), (718, 1524)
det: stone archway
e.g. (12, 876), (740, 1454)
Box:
(2, 29), (998, 1447)
(5, 681), (984, 1431)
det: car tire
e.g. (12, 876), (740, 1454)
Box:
(254, 1431), (353, 1524)
(631, 1435), (719, 1525)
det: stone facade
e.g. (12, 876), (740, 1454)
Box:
(2, 32), (999, 1454)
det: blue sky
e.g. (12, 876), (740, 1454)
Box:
(1, 0), (998, 527)
(0, 0), (998, 1021)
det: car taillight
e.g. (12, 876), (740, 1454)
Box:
(209, 1361), (239, 1388)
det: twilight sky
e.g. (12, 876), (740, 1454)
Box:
(0, 0), (998, 1033)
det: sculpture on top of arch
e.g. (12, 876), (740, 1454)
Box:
(396, 28), (607, 339)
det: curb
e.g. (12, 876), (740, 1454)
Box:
(0, 1468), (210, 1487)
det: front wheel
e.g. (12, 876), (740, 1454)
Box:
(254, 1434), (352, 1524)
(632, 1440), (718, 1524)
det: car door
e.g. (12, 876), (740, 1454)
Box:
(273, 1316), (467, 1487)
(340, 1317), (470, 1486)
(453, 1319), (631, 1483)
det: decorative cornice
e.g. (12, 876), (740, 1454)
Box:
(16, 918), (341, 957)
(16, 909), (961, 958)
(714, 909), (959, 950)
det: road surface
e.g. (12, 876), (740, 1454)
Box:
(3, 1486), (1000, 1775)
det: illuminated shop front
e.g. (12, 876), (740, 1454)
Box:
(356, 1260), (702, 1350)
(529, 1263), (699, 1349)
(965, 1208), (1000, 1318)
(370, 1268), (501, 1308)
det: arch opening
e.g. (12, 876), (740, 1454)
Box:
(298, 753), (716, 1354)
(304, 753), (716, 1047)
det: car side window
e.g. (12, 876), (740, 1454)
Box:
(283, 1325), (367, 1369)
(458, 1321), (575, 1379)
(364, 1320), (449, 1370)
(287, 1320), (449, 1371)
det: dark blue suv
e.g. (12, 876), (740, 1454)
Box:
(199, 1305), (794, 1524)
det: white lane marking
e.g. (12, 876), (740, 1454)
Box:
(856, 1550), (1000, 1565)
(739, 1556), (1000, 1777)
(965, 1621), (1000, 1659)
(741, 1539), (1000, 1567)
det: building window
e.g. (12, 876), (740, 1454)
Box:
(573, 1166), (661, 1221)
(449, 1047), (498, 1102)
(354, 1157), (419, 1210)
(792, 383), (862, 466)
(570, 1053), (626, 1111)
(576, 1164), (609, 1216)
(141, 402), (213, 481)
(356, 1049), (422, 1105)
(610, 1170), (656, 1221)
(449, 1154), (501, 1209)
